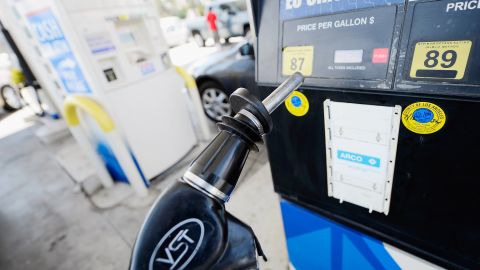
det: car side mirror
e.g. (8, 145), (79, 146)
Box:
(239, 44), (253, 57)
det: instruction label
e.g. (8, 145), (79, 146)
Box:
(410, 41), (472, 80)
(85, 32), (116, 55)
(402, 102), (446, 134)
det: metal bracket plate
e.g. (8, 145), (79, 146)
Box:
(324, 99), (401, 215)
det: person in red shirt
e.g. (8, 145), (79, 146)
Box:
(206, 7), (220, 45)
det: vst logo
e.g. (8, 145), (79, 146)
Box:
(337, 150), (380, 168)
(149, 218), (204, 270)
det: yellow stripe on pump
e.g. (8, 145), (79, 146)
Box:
(174, 65), (213, 141)
(175, 66), (197, 90)
(63, 96), (115, 133)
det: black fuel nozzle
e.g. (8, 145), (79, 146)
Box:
(130, 73), (304, 270)
(184, 72), (304, 202)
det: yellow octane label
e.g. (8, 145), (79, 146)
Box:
(282, 46), (314, 76)
(285, 91), (309, 117)
(402, 102), (446, 135)
(410, 40), (472, 80)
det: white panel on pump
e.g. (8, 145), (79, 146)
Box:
(105, 68), (197, 179)
(324, 100), (401, 215)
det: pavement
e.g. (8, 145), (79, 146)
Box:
(0, 108), (289, 269)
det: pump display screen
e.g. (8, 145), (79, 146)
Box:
(281, 6), (396, 80)
(404, 0), (480, 84)
(334, 50), (364, 64)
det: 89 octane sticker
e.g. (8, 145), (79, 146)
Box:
(410, 40), (472, 80)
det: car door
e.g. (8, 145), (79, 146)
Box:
(222, 43), (257, 96)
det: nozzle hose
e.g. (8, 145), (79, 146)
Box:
(262, 72), (304, 114)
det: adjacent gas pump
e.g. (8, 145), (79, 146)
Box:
(0, 0), (198, 195)
(252, 0), (480, 269)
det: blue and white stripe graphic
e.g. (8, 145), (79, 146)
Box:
(281, 200), (401, 270)
(280, 0), (405, 20)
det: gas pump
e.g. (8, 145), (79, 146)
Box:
(0, 0), (198, 196)
(252, 0), (480, 269)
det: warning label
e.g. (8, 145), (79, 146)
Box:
(402, 102), (446, 134)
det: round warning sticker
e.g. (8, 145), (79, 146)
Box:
(402, 102), (446, 134)
(285, 91), (309, 117)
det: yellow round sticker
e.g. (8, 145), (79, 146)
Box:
(285, 91), (309, 117)
(402, 102), (446, 134)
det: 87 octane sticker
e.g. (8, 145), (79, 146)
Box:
(282, 46), (314, 76)
(410, 40), (472, 80)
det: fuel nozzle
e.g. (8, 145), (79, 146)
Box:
(130, 73), (304, 270)
(229, 71), (305, 138)
(183, 72), (304, 202)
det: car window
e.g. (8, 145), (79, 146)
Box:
(219, 4), (231, 11)
(232, 0), (247, 11)
(207, 1), (245, 14)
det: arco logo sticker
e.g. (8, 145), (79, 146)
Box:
(402, 102), (446, 134)
(285, 91), (309, 117)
